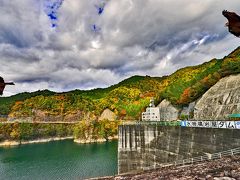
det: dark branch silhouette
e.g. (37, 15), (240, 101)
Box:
(222, 10), (240, 37)
(0, 77), (15, 95)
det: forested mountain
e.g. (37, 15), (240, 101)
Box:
(1, 47), (240, 120)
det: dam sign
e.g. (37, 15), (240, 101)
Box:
(181, 121), (240, 129)
(122, 121), (240, 129)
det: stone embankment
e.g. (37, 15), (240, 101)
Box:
(94, 155), (240, 180)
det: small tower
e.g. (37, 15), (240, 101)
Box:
(149, 98), (155, 107)
(141, 98), (160, 121)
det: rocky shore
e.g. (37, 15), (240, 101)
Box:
(0, 135), (118, 147)
(74, 136), (118, 144)
(93, 155), (240, 180)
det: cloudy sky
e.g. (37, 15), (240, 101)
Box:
(1, 0), (240, 96)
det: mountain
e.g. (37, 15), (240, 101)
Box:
(1, 47), (240, 120)
(0, 90), (55, 115)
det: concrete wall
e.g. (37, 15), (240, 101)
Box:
(118, 125), (240, 174)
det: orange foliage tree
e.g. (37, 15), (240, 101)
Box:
(178, 87), (191, 105)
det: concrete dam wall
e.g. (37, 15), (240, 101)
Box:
(118, 125), (240, 174)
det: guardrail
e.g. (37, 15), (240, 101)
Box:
(143, 147), (240, 170)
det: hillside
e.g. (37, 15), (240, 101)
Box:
(1, 46), (240, 120)
(0, 90), (55, 115)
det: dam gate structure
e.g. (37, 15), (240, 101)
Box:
(118, 123), (240, 174)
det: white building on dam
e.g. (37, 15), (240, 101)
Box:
(142, 98), (161, 121)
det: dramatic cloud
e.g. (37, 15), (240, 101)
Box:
(0, 0), (240, 96)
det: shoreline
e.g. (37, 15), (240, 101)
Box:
(0, 136), (118, 147)
(0, 136), (74, 147)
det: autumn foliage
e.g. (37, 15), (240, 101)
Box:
(0, 47), (240, 120)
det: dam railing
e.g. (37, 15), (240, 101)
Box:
(143, 147), (240, 170)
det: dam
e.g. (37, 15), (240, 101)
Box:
(118, 123), (240, 174)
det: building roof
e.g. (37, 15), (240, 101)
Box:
(228, 114), (240, 118)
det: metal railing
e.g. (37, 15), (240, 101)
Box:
(143, 147), (240, 170)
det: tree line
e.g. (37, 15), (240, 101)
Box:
(0, 119), (119, 142)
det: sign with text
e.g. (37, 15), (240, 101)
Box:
(235, 121), (240, 129)
(226, 121), (236, 129)
(181, 121), (240, 129)
(180, 121), (187, 127)
(217, 121), (227, 128)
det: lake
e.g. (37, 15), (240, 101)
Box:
(0, 140), (118, 180)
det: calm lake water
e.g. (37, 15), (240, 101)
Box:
(0, 140), (118, 180)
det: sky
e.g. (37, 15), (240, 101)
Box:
(0, 0), (240, 96)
